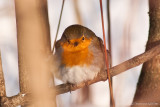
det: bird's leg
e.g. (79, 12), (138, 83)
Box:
(84, 81), (89, 87)
(66, 82), (75, 93)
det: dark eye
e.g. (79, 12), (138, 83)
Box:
(82, 36), (85, 40)
(67, 40), (70, 44)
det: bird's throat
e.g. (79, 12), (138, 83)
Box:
(62, 48), (93, 67)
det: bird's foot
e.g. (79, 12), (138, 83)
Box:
(84, 81), (89, 87)
(67, 83), (75, 94)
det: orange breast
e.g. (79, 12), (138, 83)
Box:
(61, 36), (93, 67)
(62, 48), (93, 67)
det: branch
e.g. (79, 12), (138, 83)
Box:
(2, 44), (160, 106)
(0, 52), (6, 96)
(55, 44), (160, 95)
(0, 52), (7, 106)
(1, 93), (30, 107)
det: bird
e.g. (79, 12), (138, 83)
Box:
(53, 24), (109, 84)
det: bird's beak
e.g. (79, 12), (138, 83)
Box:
(74, 42), (78, 47)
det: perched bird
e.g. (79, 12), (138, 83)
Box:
(54, 24), (109, 84)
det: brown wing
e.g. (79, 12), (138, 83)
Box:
(97, 37), (111, 67)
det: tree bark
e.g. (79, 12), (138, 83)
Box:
(132, 0), (160, 106)
(0, 52), (6, 107)
(15, 0), (56, 106)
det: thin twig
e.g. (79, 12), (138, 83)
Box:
(107, 0), (113, 106)
(99, 0), (115, 106)
(52, 0), (65, 52)
(107, 0), (112, 67)
(73, 0), (83, 24)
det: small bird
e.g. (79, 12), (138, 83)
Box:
(54, 24), (109, 84)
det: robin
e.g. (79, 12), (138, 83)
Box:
(53, 24), (109, 84)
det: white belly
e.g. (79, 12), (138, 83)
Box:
(59, 65), (100, 84)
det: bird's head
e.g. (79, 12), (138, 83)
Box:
(57, 24), (97, 52)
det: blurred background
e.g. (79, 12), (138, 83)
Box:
(0, 0), (148, 106)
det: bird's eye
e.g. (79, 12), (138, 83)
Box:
(82, 36), (85, 40)
(67, 40), (70, 44)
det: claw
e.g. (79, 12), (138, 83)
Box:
(67, 83), (75, 93)
(85, 81), (89, 87)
